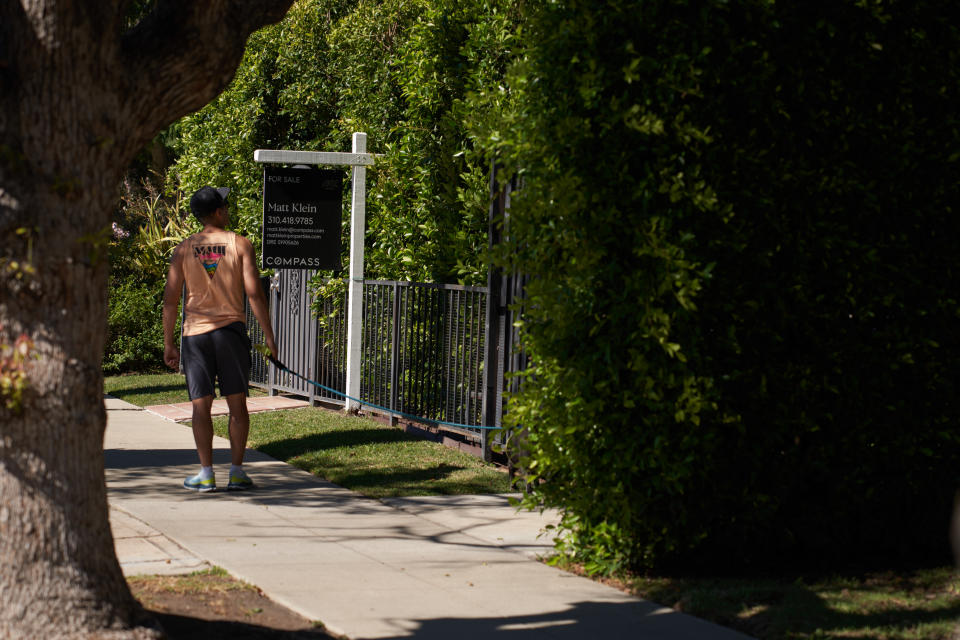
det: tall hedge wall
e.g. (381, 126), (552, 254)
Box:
(488, 0), (960, 572)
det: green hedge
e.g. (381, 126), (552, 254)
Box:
(169, 0), (513, 286)
(104, 280), (164, 375)
(488, 0), (960, 573)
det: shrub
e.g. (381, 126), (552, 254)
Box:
(104, 280), (165, 375)
(106, 176), (194, 374)
(484, 0), (960, 573)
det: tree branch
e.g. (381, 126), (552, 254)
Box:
(119, 0), (294, 154)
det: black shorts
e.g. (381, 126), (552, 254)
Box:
(181, 322), (251, 400)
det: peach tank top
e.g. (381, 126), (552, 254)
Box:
(181, 231), (246, 336)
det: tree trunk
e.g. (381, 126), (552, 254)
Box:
(0, 1), (294, 636)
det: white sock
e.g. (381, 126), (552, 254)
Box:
(230, 464), (244, 477)
(198, 466), (214, 480)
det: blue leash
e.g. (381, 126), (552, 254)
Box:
(267, 356), (503, 431)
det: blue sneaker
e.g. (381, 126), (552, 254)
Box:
(227, 468), (255, 491)
(183, 473), (216, 493)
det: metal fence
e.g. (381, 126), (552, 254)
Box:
(361, 280), (488, 433)
(248, 274), (493, 442)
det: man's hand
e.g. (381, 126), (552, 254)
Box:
(164, 344), (180, 371)
(238, 234), (278, 362)
(255, 341), (279, 359)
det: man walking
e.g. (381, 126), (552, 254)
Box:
(163, 186), (278, 492)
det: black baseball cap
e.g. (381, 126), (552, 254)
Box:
(189, 186), (230, 219)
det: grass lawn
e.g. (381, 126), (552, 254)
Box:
(617, 566), (960, 640)
(105, 372), (192, 406)
(212, 407), (513, 498)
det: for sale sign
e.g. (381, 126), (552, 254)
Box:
(261, 166), (342, 270)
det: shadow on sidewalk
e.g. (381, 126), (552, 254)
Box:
(104, 447), (370, 507)
(104, 447), (548, 556)
(380, 599), (753, 639)
(153, 613), (331, 639)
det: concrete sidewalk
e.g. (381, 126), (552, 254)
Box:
(105, 396), (754, 640)
(143, 394), (311, 422)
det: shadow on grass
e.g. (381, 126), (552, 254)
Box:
(255, 428), (414, 459)
(299, 463), (507, 497)
(638, 572), (960, 640)
(255, 429), (510, 496)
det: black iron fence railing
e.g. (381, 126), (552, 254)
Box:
(362, 280), (488, 433)
(247, 275), (496, 446)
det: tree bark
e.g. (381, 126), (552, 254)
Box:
(0, 1), (294, 636)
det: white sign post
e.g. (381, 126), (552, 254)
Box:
(344, 133), (367, 413)
(254, 132), (375, 412)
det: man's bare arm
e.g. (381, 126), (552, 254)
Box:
(162, 244), (186, 370)
(237, 236), (278, 357)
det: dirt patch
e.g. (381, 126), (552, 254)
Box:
(127, 570), (339, 639)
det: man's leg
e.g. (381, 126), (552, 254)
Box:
(224, 392), (249, 466)
(181, 330), (218, 491)
(212, 322), (255, 489)
(182, 394), (217, 491)
(190, 395), (215, 467)
(224, 393), (254, 489)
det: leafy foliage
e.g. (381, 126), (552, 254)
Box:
(104, 280), (165, 375)
(485, 0), (960, 572)
(105, 177), (195, 374)
(169, 1), (353, 244)
(169, 0), (517, 285)
(1, 330), (35, 411)
(1, 230), (38, 409)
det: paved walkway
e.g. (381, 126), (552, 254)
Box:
(143, 394), (310, 422)
(105, 396), (754, 639)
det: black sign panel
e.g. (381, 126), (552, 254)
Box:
(261, 166), (342, 270)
